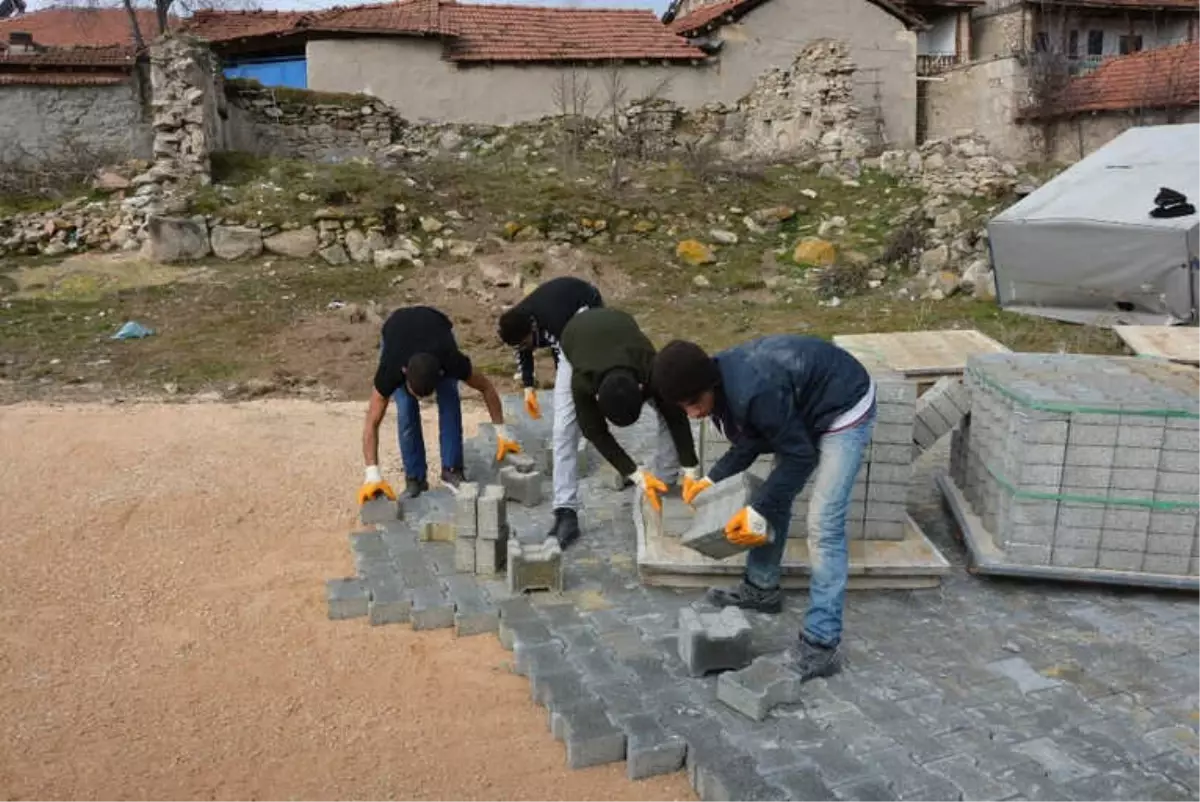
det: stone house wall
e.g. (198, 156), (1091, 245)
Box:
(922, 56), (1041, 161)
(1041, 108), (1200, 163)
(0, 79), (152, 166)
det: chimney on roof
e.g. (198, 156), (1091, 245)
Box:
(7, 31), (37, 53)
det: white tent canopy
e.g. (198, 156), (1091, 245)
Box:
(988, 123), (1199, 326)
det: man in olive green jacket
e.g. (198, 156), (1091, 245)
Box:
(557, 307), (700, 548)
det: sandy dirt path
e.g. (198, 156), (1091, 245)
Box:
(0, 400), (693, 801)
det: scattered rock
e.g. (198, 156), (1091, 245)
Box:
(933, 209), (962, 230)
(919, 244), (950, 274)
(210, 225), (263, 261)
(319, 243), (349, 265)
(693, 274), (711, 288)
(93, 168), (131, 192)
(709, 229), (739, 245)
(147, 215), (209, 263)
(374, 249), (415, 269)
(344, 229), (371, 263)
(676, 239), (716, 266)
(632, 220), (657, 234)
(817, 216), (847, 237)
(751, 206), (796, 226)
(420, 216), (444, 234)
(264, 226), (319, 259)
(793, 237), (836, 267)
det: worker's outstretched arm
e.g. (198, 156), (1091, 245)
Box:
(358, 389), (396, 504)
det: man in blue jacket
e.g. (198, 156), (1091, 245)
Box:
(651, 336), (876, 680)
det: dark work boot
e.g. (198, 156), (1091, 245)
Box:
(793, 636), (842, 682)
(404, 477), (429, 498)
(441, 467), (466, 490)
(704, 579), (783, 614)
(548, 508), (581, 550)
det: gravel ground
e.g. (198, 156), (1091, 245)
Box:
(0, 399), (693, 801)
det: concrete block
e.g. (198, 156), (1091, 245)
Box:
(716, 656), (803, 721)
(865, 482), (908, 504)
(1068, 425), (1118, 447)
(1006, 543), (1051, 565)
(477, 484), (507, 539)
(1114, 448), (1160, 469)
(1117, 425), (1165, 449)
(454, 535), (476, 573)
(552, 701), (627, 769)
(1159, 450), (1200, 473)
(443, 575), (498, 636)
(504, 451), (537, 474)
(1100, 529), (1148, 553)
(1098, 550), (1144, 571)
(514, 639), (566, 678)
(865, 500), (906, 523)
(871, 443), (914, 464)
(619, 714), (687, 780)
(1051, 547), (1098, 570)
(1156, 471), (1199, 494)
(326, 577), (369, 620)
(1146, 533), (1195, 557)
(410, 585), (455, 630)
(476, 534), (507, 576)
(1102, 507), (1149, 532)
(1015, 418), (1069, 444)
(394, 547), (437, 590)
(913, 417), (939, 449)
(507, 538), (564, 594)
(1063, 464), (1112, 489)
(500, 466), (544, 507)
(678, 606), (753, 677)
(1064, 445), (1115, 468)
(1150, 509), (1199, 536)
(1019, 443), (1067, 465)
(420, 521), (455, 542)
(1051, 526), (1100, 550)
(1162, 429), (1200, 452)
(1141, 553), (1190, 576)
(868, 462), (912, 485)
(360, 496), (401, 525)
(877, 402), (917, 425)
(873, 422), (912, 445)
(366, 576), (412, 626)
(1110, 468), (1156, 493)
(1005, 523), (1053, 546)
(681, 473), (765, 560)
(876, 379), (918, 405)
(453, 482), (478, 539)
(530, 669), (592, 710)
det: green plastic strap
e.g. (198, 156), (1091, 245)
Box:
(967, 364), (1200, 420)
(985, 461), (1199, 510)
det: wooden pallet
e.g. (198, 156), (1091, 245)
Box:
(833, 329), (1011, 378)
(1113, 325), (1200, 366)
(635, 499), (951, 590)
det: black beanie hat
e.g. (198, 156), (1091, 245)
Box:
(597, 368), (643, 427)
(651, 340), (719, 405)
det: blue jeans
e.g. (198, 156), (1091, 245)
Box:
(393, 377), (464, 481)
(744, 406), (876, 648)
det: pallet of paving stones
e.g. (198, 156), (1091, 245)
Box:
(940, 353), (1199, 591)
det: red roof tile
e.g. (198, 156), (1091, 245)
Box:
(303, 0), (449, 36)
(0, 69), (129, 85)
(1047, 41), (1199, 115)
(670, 0), (925, 35)
(0, 6), (173, 49)
(185, 9), (309, 43)
(444, 3), (704, 62)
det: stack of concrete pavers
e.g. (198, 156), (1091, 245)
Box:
(451, 482), (509, 575)
(952, 353), (1199, 578)
(696, 371), (915, 541)
(914, 375), (971, 456)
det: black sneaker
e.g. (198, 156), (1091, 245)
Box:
(404, 477), (429, 498)
(548, 507), (581, 550)
(794, 636), (842, 682)
(704, 580), (783, 614)
(441, 467), (466, 489)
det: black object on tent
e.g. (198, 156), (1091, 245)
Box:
(1152, 187), (1197, 219)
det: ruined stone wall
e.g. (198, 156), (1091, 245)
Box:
(224, 80), (403, 161)
(140, 34), (223, 191)
(922, 56), (1042, 161)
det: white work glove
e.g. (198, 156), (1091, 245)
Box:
(627, 465), (669, 512)
(681, 465), (713, 505)
(357, 464), (396, 505)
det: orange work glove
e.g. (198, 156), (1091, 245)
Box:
(494, 425), (522, 462)
(681, 467), (713, 506)
(524, 389), (542, 420)
(629, 467), (669, 513)
(724, 506), (771, 548)
(357, 466), (397, 505)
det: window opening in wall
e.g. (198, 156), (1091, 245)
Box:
(1118, 34), (1143, 54)
(1034, 31), (1050, 52)
(1087, 30), (1104, 55)
(1068, 30), (1079, 58)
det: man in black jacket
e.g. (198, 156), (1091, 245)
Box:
(556, 307), (701, 548)
(498, 277), (604, 546)
(652, 336), (876, 681)
(359, 306), (520, 503)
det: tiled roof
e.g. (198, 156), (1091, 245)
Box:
(1046, 41), (1200, 116)
(0, 70), (129, 85)
(0, 6), (172, 48)
(0, 43), (135, 66)
(304, 0), (450, 36)
(185, 9), (310, 43)
(669, 0), (925, 35)
(444, 3), (704, 62)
